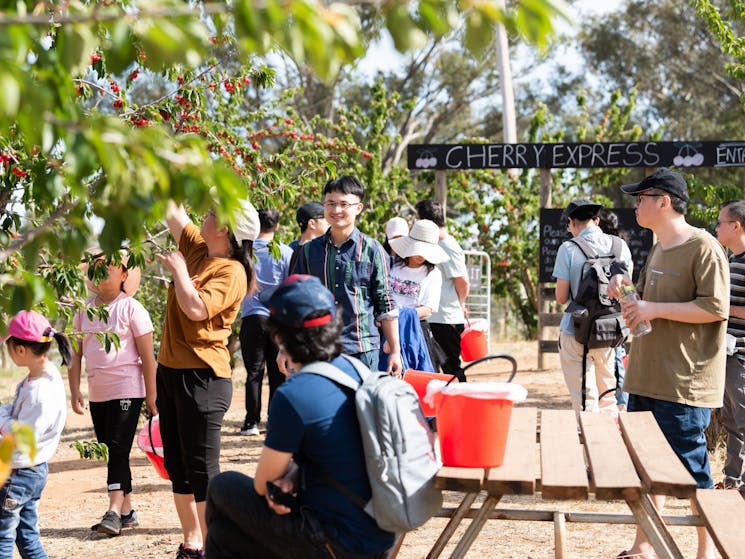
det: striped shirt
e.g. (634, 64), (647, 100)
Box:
(728, 251), (745, 354)
(294, 228), (397, 355)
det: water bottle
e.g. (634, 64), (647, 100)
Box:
(619, 285), (652, 337)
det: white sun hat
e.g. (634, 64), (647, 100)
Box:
(233, 198), (260, 243)
(389, 219), (449, 264)
(385, 217), (409, 240)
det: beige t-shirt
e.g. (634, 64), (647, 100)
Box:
(157, 223), (247, 378)
(624, 228), (729, 407)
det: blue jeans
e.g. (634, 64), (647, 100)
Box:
(0, 463), (49, 558)
(627, 395), (713, 488)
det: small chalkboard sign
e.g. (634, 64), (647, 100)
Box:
(539, 208), (653, 283)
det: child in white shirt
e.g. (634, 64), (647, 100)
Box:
(0, 310), (70, 558)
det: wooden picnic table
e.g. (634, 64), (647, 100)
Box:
(424, 408), (745, 559)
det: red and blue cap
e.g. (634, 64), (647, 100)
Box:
(268, 275), (336, 328)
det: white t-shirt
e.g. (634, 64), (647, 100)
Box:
(430, 235), (468, 324)
(389, 262), (442, 313)
(0, 363), (67, 468)
(74, 292), (154, 401)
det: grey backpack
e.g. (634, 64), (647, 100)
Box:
(299, 355), (443, 533)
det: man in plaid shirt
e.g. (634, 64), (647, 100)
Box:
(293, 175), (401, 375)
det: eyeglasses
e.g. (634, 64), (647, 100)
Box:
(323, 200), (360, 210)
(634, 193), (667, 207)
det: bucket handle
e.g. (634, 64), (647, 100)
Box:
(454, 353), (518, 383)
(147, 416), (157, 454)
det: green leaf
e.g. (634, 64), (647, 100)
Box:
(0, 72), (20, 118)
(134, 19), (209, 70)
(418, 0), (457, 36)
(103, 21), (138, 75)
(385, 4), (428, 52)
(464, 10), (496, 56)
(60, 24), (98, 75)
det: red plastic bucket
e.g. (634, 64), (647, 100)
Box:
(403, 369), (457, 416)
(460, 328), (488, 362)
(137, 415), (169, 480)
(435, 383), (525, 468)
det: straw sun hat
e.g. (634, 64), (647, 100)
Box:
(80, 248), (142, 297)
(389, 220), (448, 264)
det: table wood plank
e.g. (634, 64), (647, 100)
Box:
(619, 412), (696, 498)
(434, 466), (485, 492)
(540, 409), (588, 500)
(580, 412), (642, 501)
(694, 488), (745, 559)
(484, 407), (537, 495)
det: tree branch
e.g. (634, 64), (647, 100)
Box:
(0, 198), (77, 261)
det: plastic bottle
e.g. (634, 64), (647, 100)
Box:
(619, 285), (652, 337)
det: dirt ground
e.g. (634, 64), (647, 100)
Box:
(3, 341), (725, 559)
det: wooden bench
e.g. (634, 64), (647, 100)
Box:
(694, 488), (745, 559)
(416, 408), (739, 559)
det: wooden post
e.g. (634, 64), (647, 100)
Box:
(538, 168), (552, 370)
(540, 168), (552, 208)
(554, 511), (567, 559)
(435, 170), (447, 218)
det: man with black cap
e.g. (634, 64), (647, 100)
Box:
(289, 202), (327, 251)
(553, 197), (632, 415)
(608, 168), (728, 559)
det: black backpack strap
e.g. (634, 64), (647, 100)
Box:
(568, 236), (599, 303)
(315, 469), (368, 510)
(581, 344), (588, 412)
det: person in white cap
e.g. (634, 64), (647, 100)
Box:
(156, 199), (259, 559)
(383, 216), (409, 264)
(70, 248), (156, 536)
(388, 220), (448, 371)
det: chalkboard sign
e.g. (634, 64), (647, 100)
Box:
(539, 208), (653, 283)
(408, 141), (745, 170)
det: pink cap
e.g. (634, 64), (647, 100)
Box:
(6, 310), (55, 343)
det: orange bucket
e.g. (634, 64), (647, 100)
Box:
(460, 327), (488, 362)
(435, 383), (527, 468)
(403, 369), (457, 416)
(137, 415), (169, 480)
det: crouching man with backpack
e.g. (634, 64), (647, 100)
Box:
(205, 275), (396, 558)
(552, 198), (633, 414)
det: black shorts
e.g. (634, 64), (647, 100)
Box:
(156, 364), (232, 501)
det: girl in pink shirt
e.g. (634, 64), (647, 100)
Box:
(69, 250), (157, 536)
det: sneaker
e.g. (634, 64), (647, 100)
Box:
(94, 510), (121, 536)
(121, 509), (138, 529)
(176, 544), (205, 559)
(239, 420), (260, 436)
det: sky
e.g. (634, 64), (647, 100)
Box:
(359, 0), (624, 76)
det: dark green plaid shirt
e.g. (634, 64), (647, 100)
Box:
(294, 228), (396, 355)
